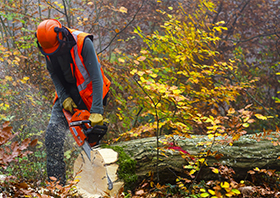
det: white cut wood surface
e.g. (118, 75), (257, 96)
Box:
(74, 148), (124, 198)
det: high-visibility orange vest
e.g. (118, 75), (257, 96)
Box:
(53, 28), (111, 110)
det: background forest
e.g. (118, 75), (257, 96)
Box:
(0, 0), (280, 197)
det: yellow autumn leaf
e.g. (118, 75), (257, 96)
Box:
(119, 6), (127, 13)
(198, 158), (205, 164)
(118, 58), (125, 63)
(212, 168), (219, 174)
(200, 188), (206, 192)
(178, 183), (184, 188)
(137, 71), (145, 76)
(189, 169), (196, 175)
(173, 89), (181, 95)
(227, 108), (235, 115)
(140, 76), (146, 83)
(208, 134), (214, 139)
(255, 114), (267, 120)
(74, 178), (80, 183)
(116, 113), (123, 120)
(137, 56), (146, 61)
(130, 69), (137, 75)
(5, 76), (13, 81)
(225, 192), (234, 197)
(115, 29), (120, 33)
(158, 86), (166, 94)
(254, 167), (260, 171)
(208, 189), (215, 195)
(87, 2), (93, 5)
(215, 21), (225, 25)
(15, 57), (20, 62)
(150, 73), (157, 78)
(221, 181), (230, 189)
(140, 50), (148, 54)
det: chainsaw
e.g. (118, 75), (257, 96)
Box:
(63, 108), (107, 161)
(63, 108), (113, 190)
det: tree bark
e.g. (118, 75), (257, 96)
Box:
(113, 133), (280, 183)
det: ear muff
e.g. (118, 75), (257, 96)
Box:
(54, 27), (69, 38)
(54, 27), (72, 48)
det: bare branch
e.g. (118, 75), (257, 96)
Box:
(62, 0), (70, 27)
(43, 0), (66, 16)
(97, 0), (145, 55)
(228, 31), (280, 44)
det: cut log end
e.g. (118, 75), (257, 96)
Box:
(73, 148), (124, 198)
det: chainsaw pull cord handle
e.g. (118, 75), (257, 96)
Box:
(72, 108), (90, 123)
(72, 108), (79, 114)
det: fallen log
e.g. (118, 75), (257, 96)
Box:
(113, 133), (280, 184)
(72, 133), (280, 196)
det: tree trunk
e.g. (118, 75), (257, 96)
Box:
(113, 133), (280, 183)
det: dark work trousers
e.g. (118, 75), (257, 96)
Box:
(45, 99), (68, 185)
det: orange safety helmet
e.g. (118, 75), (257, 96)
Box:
(36, 19), (66, 55)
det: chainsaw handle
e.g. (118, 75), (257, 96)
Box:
(92, 124), (108, 130)
(84, 124), (108, 136)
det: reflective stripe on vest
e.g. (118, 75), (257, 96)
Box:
(71, 31), (92, 94)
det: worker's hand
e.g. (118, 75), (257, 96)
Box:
(62, 97), (77, 114)
(89, 113), (103, 127)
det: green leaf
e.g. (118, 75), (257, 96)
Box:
(183, 165), (194, 169)
(231, 189), (241, 194)
(200, 192), (210, 197)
